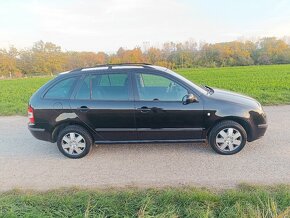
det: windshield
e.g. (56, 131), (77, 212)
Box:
(159, 67), (208, 95)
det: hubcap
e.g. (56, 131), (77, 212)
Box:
(61, 132), (86, 155)
(216, 128), (242, 152)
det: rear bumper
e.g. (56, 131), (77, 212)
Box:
(28, 125), (53, 142)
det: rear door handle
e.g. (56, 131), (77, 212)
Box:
(78, 106), (89, 112)
(137, 106), (151, 113)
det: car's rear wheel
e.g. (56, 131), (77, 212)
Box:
(208, 120), (247, 155)
(57, 125), (93, 158)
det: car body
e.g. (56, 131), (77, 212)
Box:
(28, 64), (267, 158)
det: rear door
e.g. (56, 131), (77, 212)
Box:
(70, 71), (137, 141)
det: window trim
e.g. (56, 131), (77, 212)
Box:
(73, 74), (91, 100)
(42, 76), (80, 100)
(132, 71), (192, 102)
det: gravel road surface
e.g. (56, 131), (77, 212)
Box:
(0, 105), (289, 191)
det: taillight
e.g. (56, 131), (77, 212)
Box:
(28, 106), (35, 124)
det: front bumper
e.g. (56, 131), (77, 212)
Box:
(256, 123), (268, 138)
(248, 123), (268, 142)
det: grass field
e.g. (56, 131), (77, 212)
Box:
(177, 65), (290, 105)
(0, 185), (289, 217)
(0, 77), (51, 115)
(0, 64), (289, 115)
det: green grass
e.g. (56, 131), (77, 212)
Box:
(0, 77), (52, 115)
(176, 65), (290, 105)
(0, 185), (289, 217)
(0, 64), (290, 115)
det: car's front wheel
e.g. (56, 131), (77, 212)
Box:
(57, 125), (93, 158)
(208, 120), (247, 155)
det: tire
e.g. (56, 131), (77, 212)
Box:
(57, 125), (93, 159)
(208, 120), (247, 155)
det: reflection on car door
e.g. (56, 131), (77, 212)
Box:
(133, 72), (204, 141)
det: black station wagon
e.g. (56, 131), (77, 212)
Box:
(28, 64), (267, 158)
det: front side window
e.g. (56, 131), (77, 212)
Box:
(45, 77), (77, 99)
(75, 73), (130, 100)
(135, 73), (188, 101)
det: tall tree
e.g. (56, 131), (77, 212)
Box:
(31, 41), (65, 75)
(0, 47), (19, 78)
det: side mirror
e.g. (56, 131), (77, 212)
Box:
(182, 94), (198, 104)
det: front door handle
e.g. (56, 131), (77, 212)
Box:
(137, 106), (151, 113)
(78, 106), (89, 112)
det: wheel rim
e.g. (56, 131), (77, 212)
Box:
(215, 128), (242, 152)
(61, 132), (86, 155)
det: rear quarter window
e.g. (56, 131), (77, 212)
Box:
(44, 77), (78, 99)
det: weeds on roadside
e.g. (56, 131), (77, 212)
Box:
(0, 185), (289, 217)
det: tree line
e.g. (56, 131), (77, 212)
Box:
(1, 37), (290, 78)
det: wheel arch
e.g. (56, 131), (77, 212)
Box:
(51, 121), (95, 143)
(206, 116), (253, 141)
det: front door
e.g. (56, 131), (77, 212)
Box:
(70, 72), (137, 141)
(133, 72), (204, 141)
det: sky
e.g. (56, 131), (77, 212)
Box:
(0, 0), (290, 52)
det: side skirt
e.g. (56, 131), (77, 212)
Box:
(95, 139), (206, 144)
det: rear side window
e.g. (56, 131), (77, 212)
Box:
(44, 77), (77, 99)
(99, 74), (128, 86)
(75, 73), (130, 100)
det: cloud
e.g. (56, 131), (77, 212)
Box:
(0, 0), (290, 51)
(25, 0), (204, 51)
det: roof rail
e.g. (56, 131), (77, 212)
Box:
(92, 63), (153, 69)
(70, 63), (154, 73)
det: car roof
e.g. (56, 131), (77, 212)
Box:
(55, 63), (207, 96)
(58, 63), (169, 75)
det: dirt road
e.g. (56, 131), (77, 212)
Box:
(0, 105), (289, 191)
